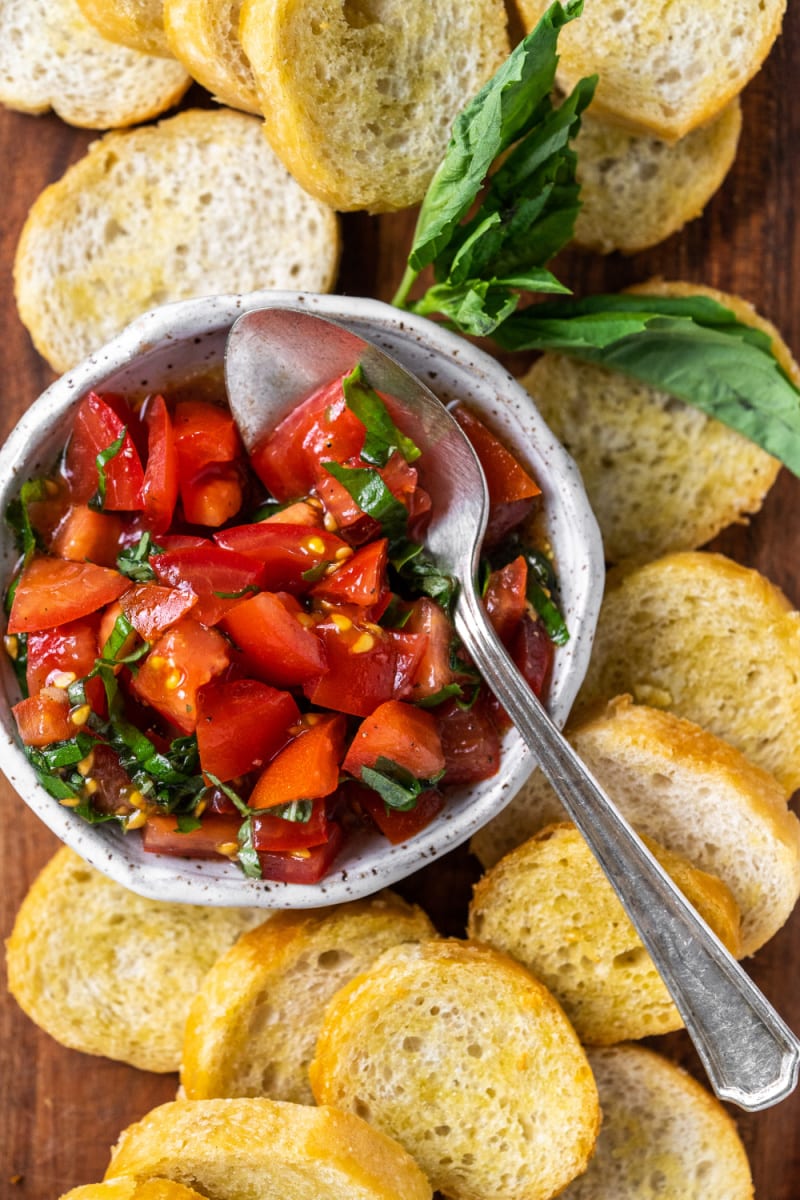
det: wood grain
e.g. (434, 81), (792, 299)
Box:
(2, 11), (800, 1197)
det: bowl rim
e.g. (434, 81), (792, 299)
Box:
(0, 290), (604, 907)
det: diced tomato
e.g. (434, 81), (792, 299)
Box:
(262, 500), (323, 527)
(131, 618), (231, 733)
(249, 713), (347, 809)
(7, 557), (129, 634)
(304, 617), (397, 717)
(214, 523), (349, 593)
(140, 395), (179, 535)
(484, 556), (529, 646)
(437, 697), (501, 784)
(120, 583), (198, 640)
(342, 700), (445, 781)
(98, 601), (137, 665)
(180, 464), (244, 528)
(150, 542), (265, 625)
(359, 788), (446, 845)
(82, 743), (135, 815)
(313, 458), (381, 545)
(250, 798), (332, 851)
(402, 597), (462, 701)
(250, 376), (365, 500)
(195, 678), (300, 783)
(389, 630), (429, 699)
(50, 505), (123, 569)
(221, 591), (327, 688)
(13, 688), (74, 746)
(142, 813), (243, 859)
(453, 405), (540, 544)
(172, 400), (242, 476)
(64, 392), (145, 511)
(257, 821), (345, 883)
(26, 614), (100, 695)
(154, 534), (209, 551)
(310, 538), (388, 607)
(28, 478), (71, 544)
(490, 614), (555, 730)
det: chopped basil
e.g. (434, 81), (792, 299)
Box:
(237, 817), (263, 879)
(204, 772), (251, 816)
(414, 683), (464, 708)
(175, 812), (203, 833)
(524, 548), (569, 645)
(269, 799), (313, 823)
(322, 461), (409, 547)
(300, 561), (332, 583)
(360, 756), (444, 812)
(213, 584), (260, 599)
(36, 732), (97, 771)
(88, 428), (127, 512)
(391, 540), (458, 614)
(5, 631), (28, 698)
(343, 364), (421, 466)
(4, 478), (51, 611)
(116, 531), (164, 582)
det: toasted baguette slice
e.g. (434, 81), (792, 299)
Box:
(310, 938), (600, 1200)
(14, 108), (340, 373)
(106, 1098), (432, 1200)
(577, 552), (800, 793)
(0, 0), (189, 128)
(573, 101), (741, 254)
(518, 283), (790, 567)
(468, 823), (742, 1044)
(74, 0), (172, 56)
(515, 0), (785, 140)
(5, 847), (265, 1072)
(164, 0), (259, 112)
(181, 892), (436, 1105)
(472, 697), (800, 957)
(61, 1181), (207, 1200)
(240, 0), (510, 212)
(561, 1044), (754, 1198)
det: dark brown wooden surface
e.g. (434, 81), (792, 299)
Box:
(2, 10), (800, 1196)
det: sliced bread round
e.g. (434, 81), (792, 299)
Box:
(518, 282), (788, 567)
(0, 0), (189, 128)
(180, 892), (436, 1105)
(240, 0), (510, 212)
(468, 822), (742, 1044)
(74, 0), (172, 57)
(560, 1044), (754, 1198)
(577, 551), (800, 793)
(573, 100), (741, 254)
(471, 697), (800, 957)
(61, 1181), (208, 1200)
(515, 0), (786, 140)
(14, 108), (341, 372)
(310, 938), (600, 1200)
(106, 1098), (433, 1200)
(164, 0), (259, 111)
(5, 846), (265, 1072)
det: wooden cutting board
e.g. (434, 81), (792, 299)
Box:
(2, 13), (800, 1197)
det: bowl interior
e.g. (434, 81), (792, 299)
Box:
(0, 291), (604, 906)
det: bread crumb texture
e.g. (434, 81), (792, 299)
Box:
(240, 0), (510, 211)
(106, 1098), (433, 1200)
(310, 938), (600, 1200)
(577, 551), (800, 793)
(573, 101), (741, 254)
(560, 1044), (754, 1198)
(75, 0), (173, 57)
(164, 0), (260, 112)
(0, 0), (189, 127)
(5, 847), (265, 1072)
(471, 697), (800, 957)
(14, 108), (341, 372)
(60, 1179), (208, 1199)
(469, 823), (742, 1043)
(515, 0), (786, 139)
(181, 892), (436, 1104)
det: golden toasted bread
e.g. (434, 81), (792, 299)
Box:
(163, 0), (259, 111)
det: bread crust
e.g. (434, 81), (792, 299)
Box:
(5, 847), (265, 1072)
(310, 938), (600, 1200)
(74, 0), (173, 57)
(163, 0), (260, 112)
(14, 108), (340, 372)
(106, 1098), (433, 1200)
(60, 1180), (208, 1199)
(180, 892), (436, 1104)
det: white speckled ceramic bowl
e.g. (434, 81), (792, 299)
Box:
(0, 292), (604, 906)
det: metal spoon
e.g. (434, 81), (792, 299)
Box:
(224, 304), (800, 1112)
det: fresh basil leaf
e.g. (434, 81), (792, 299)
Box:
(269, 799), (314, 823)
(524, 548), (569, 645)
(322, 462), (409, 547)
(175, 812), (203, 833)
(37, 732), (97, 771)
(343, 364), (421, 466)
(88, 428), (127, 513)
(401, 0), (585, 279)
(4, 479), (51, 612)
(237, 817), (262, 879)
(361, 756), (445, 812)
(391, 541), (458, 613)
(415, 683), (464, 708)
(496, 301), (800, 475)
(117, 531), (164, 582)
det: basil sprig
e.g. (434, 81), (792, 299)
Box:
(343, 364), (421, 466)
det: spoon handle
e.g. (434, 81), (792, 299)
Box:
(456, 589), (800, 1111)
